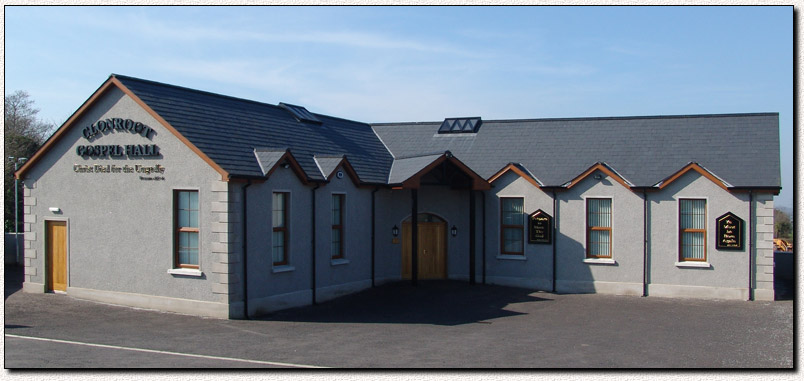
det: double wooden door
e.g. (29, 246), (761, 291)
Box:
(401, 221), (446, 279)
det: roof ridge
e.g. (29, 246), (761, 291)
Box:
(394, 152), (445, 160)
(371, 121), (442, 127)
(112, 73), (290, 113)
(114, 74), (375, 129)
(481, 112), (779, 124)
(371, 112), (778, 127)
(311, 112), (371, 126)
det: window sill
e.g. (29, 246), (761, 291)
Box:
(167, 268), (203, 277)
(675, 261), (711, 268)
(272, 265), (295, 273)
(331, 258), (350, 266)
(496, 254), (527, 261)
(583, 258), (616, 265)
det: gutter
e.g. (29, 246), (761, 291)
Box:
(371, 187), (379, 287)
(311, 182), (321, 304)
(642, 189), (648, 297)
(481, 189), (486, 285)
(241, 180), (252, 319)
(748, 191), (754, 301)
(552, 188), (558, 293)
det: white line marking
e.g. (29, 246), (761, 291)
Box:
(6, 334), (326, 368)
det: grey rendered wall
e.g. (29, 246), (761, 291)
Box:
(485, 172), (553, 290)
(647, 171), (765, 300)
(555, 170), (644, 295)
(313, 166), (373, 302)
(243, 163), (376, 315)
(373, 188), (403, 283)
(373, 186), (475, 283)
(21, 87), (229, 316)
(242, 165), (313, 315)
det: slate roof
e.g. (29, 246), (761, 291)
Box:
(114, 74), (393, 183)
(253, 148), (288, 176)
(313, 155), (346, 179)
(387, 153), (444, 185)
(372, 114), (781, 188)
(110, 74), (780, 189)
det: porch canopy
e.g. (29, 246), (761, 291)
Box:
(389, 151), (488, 286)
(388, 151), (490, 190)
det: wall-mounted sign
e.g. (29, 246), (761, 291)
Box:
(528, 209), (552, 244)
(716, 212), (744, 251)
(76, 118), (160, 158)
(82, 118), (156, 141)
(76, 144), (160, 158)
(73, 163), (166, 181)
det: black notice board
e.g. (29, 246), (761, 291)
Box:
(528, 209), (552, 244)
(716, 212), (744, 251)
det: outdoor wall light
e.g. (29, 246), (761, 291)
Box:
(593, 173), (603, 180)
(282, 162), (290, 169)
(48, 207), (61, 213)
(451, 225), (458, 237)
(392, 225), (399, 237)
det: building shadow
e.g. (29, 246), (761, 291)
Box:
(774, 250), (795, 300)
(4, 264), (24, 300)
(258, 280), (552, 326)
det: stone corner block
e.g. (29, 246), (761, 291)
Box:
(211, 181), (229, 192)
(753, 288), (775, 301)
(210, 202), (229, 212)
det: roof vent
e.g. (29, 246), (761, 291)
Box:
(279, 102), (322, 124)
(438, 117), (482, 134)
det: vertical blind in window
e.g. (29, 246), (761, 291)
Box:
(680, 199), (706, 261)
(501, 198), (524, 254)
(176, 190), (199, 268)
(331, 194), (344, 259)
(272, 192), (288, 265)
(587, 198), (612, 258)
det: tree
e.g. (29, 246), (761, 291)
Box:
(4, 91), (54, 231)
(774, 209), (793, 239)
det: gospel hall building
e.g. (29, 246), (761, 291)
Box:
(15, 74), (781, 319)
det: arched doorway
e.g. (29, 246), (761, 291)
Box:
(402, 213), (447, 280)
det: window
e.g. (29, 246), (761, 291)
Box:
(331, 194), (344, 259)
(272, 192), (289, 266)
(175, 190), (199, 268)
(279, 102), (322, 124)
(501, 197), (524, 254)
(679, 199), (706, 262)
(586, 198), (612, 258)
(437, 117), (482, 134)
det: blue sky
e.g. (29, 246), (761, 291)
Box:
(4, 5), (793, 208)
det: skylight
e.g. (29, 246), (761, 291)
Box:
(279, 102), (322, 124)
(438, 117), (482, 134)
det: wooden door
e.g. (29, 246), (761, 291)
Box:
(401, 221), (446, 279)
(46, 221), (67, 292)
